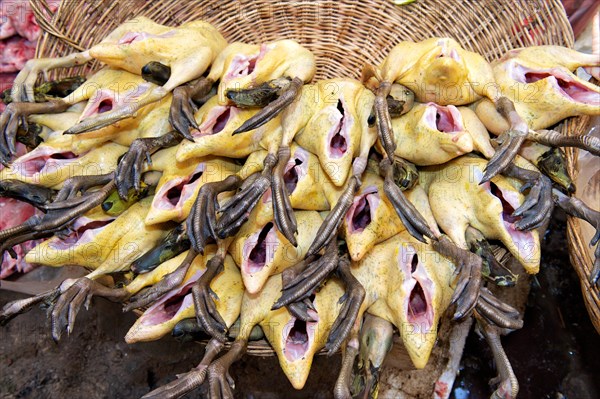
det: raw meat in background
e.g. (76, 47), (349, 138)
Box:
(0, 35), (35, 72)
(0, 0), (60, 42)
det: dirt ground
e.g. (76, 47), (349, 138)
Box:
(0, 209), (599, 399)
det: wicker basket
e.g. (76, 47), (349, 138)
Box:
(28, 0), (599, 338)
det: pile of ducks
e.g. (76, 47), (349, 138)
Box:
(0, 17), (598, 399)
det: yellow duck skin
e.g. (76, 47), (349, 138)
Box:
(25, 196), (170, 278)
(229, 198), (323, 294)
(475, 45), (600, 134)
(145, 146), (240, 225)
(125, 247), (243, 343)
(419, 155), (541, 273)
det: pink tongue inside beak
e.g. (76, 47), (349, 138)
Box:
(524, 71), (599, 105)
(329, 100), (348, 158)
(97, 99), (113, 113)
(351, 195), (372, 231)
(248, 222), (274, 273)
(20, 151), (79, 176)
(346, 188), (380, 234)
(435, 109), (456, 132)
(51, 219), (114, 250)
(213, 107), (231, 134)
(161, 168), (204, 208)
(283, 158), (302, 195)
(285, 318), (310, 361)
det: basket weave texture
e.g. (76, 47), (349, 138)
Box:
(29, 0), (599, 336)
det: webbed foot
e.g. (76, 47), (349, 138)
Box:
(482, 97), (528, 182)
(169, 77), (215, 140)
(476, 287), (523, 330)
(207, 340), (247, 399)
(380, 158), (434, 242)
(326, 254), (366, 355)
(187, 175), (242, 254)
(0, 100), (69, 164)
(115, 131), (181, 199)
(232, 77), (303, 134)
(433, 236), (482, 320)
(49, 277), (128, 341)
(216, 154), (276, 239)
(124, 249), (198, 312)
(192, 254), (229, 342)
(504, 164), (554, 231)
(273, 240), (339, 310)
(334, 334), (359, 399)
(553, 189), (600, 287)
(271, 146), (298, 246)
(141, 338), (224, 399)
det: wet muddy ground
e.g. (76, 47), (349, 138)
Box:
(1, 209), (599, 399)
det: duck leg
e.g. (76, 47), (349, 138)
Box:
(503, 163), (554, 231)
(207, 339), (248, 399)
(476, 287), (523, 330)
(326, 253), (366, 355)
(273, 240), (339, 311)
(232, 77), (303, 134)
(271, 145), (298, 246)
(216, 154), (277, 239)
(334, 331), (360, 399)
(432, 235), (483, 320)
(475, 312), (520, 399)
(0, 288), (60, 326)
(0, 99), (70, 164)
(115, 131), (182, 199)
(0, 176), (115, 255)
(169, 77), (215, 140)
(553, 189), (600, 287)
(482, 97), (529, 182)
(528, 129), (600, 157)
(0, 180), (56, 209)
(141, 338), (225, 399)
(192, 249), (230, 343)
(187, 175), (243, 254)
(373, 84), (434, 242)
(48, 277), (129, 341)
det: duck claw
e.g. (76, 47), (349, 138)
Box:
(287, 299), (318, 322)
(505, 164), (553, 231)
(232, 77), (303, 134)
(0, 100), (69, 164)
(169, 78), (214, 140)
(326, 254), (365, 355)
(476, 288), (523, 330)
(124, 249), (197, 312)
(274, 241), (338, 310)
(553, 189), (600, 287)
(433, 236), (482, 320)
(49, 277), (127, 341)
(272, 146), (298, 246)
(380, 158), (434, 242)
(115, 132), (180, 199)
(307, 177), (359, 257)
(0, 288), (60, 326)
(482, 130), (527, 183)
(142, 338), (224, 399)
(208, 340), (247, 399)
(188, 175), (242, 254)
(216, 154), (277, 239)
(192, 254), (228, 343)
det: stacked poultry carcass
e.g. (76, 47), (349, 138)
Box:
(0, 17), (599, 399)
